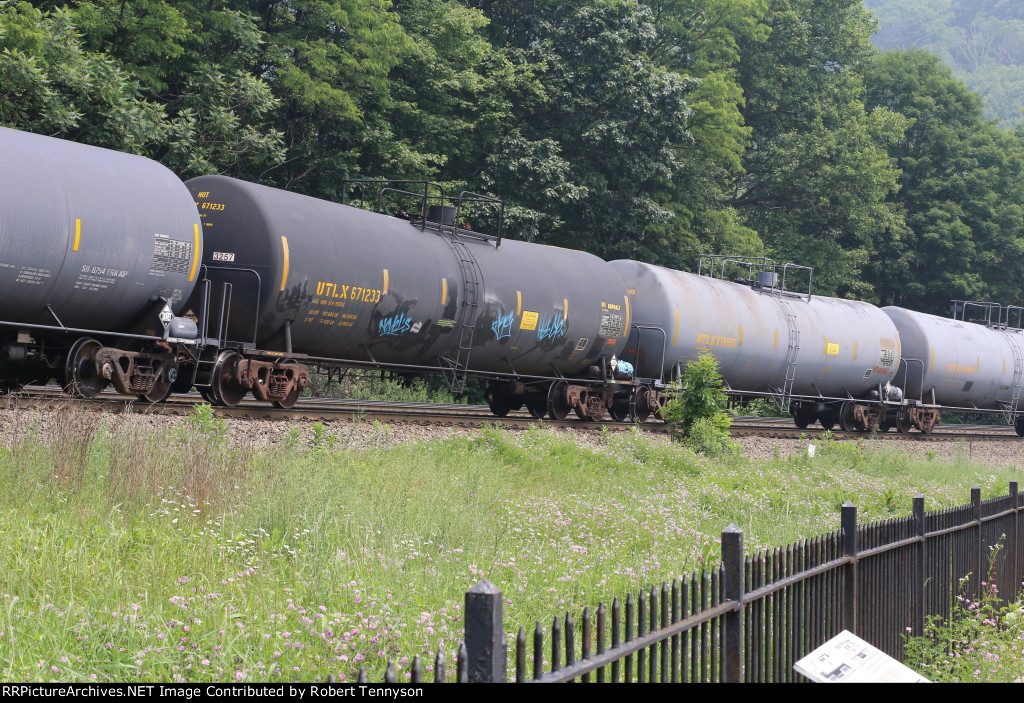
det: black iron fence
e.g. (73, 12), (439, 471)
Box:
(349, 482), (1023, 683)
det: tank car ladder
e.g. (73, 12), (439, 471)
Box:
(437, 230), (483, 394)
(770, 298), (801, 411)
(1004, 334), (1023, 424)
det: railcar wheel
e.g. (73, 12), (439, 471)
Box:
(629, 386), (652, 423)
(547, 381), (571, 421)
(838, 401), (858, 432)
(793, 410), (814, 429)
(1016, 416), (1024, 437)
(137, 372), (173, 404)
(63, 338), (108, 398)
(210, 352), (247, 407)
(198, 387), (217, 404)
(609, 399), (630, 422)
(171, 367), (196, 394)
(896, 413), (914, 434)
(575, 406), (599, 422)
(819, 418), (836, 430)
(272, 361), (302, 409)
(526, 397), (548, 419)
(486, 392), (512, 417)
(0, 366), (21, 395)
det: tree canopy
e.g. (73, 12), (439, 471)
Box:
(2, 0), (1023, 311)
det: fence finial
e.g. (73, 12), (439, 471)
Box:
(465, 579), (506, 682)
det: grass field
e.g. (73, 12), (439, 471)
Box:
(0, 408), (1021, 682)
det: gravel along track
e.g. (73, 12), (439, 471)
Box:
(1, 404), (1023, 468)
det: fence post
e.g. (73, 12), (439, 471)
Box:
(1011, 481), (1020, 601)
(842, 502), (858, 634)
(972, 486), (982, 598)
(721, 524), (744, 683)
(465, 579), (506, 683)
(912, 494), (925, 636)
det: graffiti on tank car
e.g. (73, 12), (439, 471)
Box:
(379, 313), (413, 336)
(492, 310), (514, 340)
(537, 316), (566, 341)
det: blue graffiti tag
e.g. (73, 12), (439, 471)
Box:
(491, 311), (514, 340)
(537, 316), (566, 341)
(379, 313), (413, 336)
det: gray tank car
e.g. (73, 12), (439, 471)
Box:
(183, 175), (631, 415)
(609, 259), (912, 431)
(883, 305), (1024, 434)
(0, 127), (202, 399)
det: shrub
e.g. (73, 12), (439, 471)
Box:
(660, 350), (736, 456)
(903, 541), (1024, 682)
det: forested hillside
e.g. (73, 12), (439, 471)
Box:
(2, 0), (1022, 313)
(865, 0), (1024, 129)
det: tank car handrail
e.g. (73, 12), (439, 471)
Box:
(696, 254), (814, 300)
(379, 186), (446, 231)
(198, 264), (262, 347)
(895, 357), (927, 405)
(625, 324), (668, 384)
(341, 179), (444, 210)
(455, 190), (505, 247)
(951, 299), (1024, 330)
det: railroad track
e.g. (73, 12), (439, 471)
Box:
(728, 416), (1021, 442)
(0, 385), (664, 433)
(2, 387), (1020, 442)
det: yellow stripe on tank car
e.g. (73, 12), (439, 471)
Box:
(517, 291), (522, 316)
(672, 307), (680, 346)
(441, 278), (448, 305)
(189, 224), (200, 282)
(383, 269), (389, 295)
(738, 324), (744, 346)
(73, 219), (82, 252)
(563, 298), (568, 321)
(773, 330), (778, 350)
(623, 296), (630, 337)
(929, 346), (935, 374)
(852, 341), (858, 360)
(279, 236), (289, 291)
